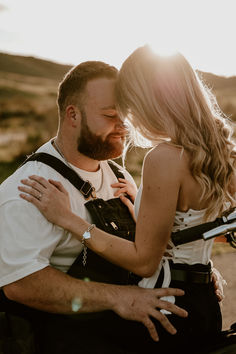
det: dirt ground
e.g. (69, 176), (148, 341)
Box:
(211, 251), (236, 330)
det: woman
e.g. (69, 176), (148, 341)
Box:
(19, 46), (236, 353)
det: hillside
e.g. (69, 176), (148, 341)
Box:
(0, 52), (236, 176)
(197, 70), (236, 91)
(0, 52), (72, 80)
(1, 51), (236, 91)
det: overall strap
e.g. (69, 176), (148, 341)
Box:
(107, 160), (125, 179)
(21, 152), (94, 199)
(22, 153), (125, 199)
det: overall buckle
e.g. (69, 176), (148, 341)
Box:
(80, 181), (96, 199)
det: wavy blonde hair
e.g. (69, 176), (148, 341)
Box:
(116, 45), (236, 220)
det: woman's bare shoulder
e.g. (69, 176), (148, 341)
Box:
(144, 142), (185, 166)
(143, 143), (186, 182)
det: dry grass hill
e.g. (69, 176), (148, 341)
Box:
(0, 52), (71, 79)
(0, 53), (71, 167)
(1, 52), (236, 180)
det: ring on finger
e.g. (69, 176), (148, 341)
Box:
(38, 192), (43, 201)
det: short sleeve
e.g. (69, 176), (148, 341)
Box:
(0, 199), (64, 287)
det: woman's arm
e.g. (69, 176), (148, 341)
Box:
(19, 146), (182, 277)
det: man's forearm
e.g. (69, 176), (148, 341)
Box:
(3, 266), (116, 314)
(3, 266), (189, 342)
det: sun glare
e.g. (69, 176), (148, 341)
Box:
(0, 0), (235, 76)
(147, 42), (178, 58)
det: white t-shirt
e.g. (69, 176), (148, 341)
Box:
(0, 139), (135, 287)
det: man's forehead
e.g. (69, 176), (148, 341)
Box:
(85, 77), (116, 100)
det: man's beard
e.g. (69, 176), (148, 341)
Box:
(77, 111), (126, 160)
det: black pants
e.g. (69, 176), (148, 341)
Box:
(125, 263), (222, 354)
(33, 271), (221, 354)
(133, 283), (221, 354)
(34, 312), (138, 354)
(1, 269), (222, 354)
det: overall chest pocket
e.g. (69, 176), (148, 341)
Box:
(67, 198), (138, 285)
(85, 197), (136, 239)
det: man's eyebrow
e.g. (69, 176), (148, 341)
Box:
(100, 105), (116, 110)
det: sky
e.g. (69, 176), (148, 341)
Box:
(0, 0), (235, 77)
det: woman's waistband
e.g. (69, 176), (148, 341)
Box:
(169, 261), (212, 284)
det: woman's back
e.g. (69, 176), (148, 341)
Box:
(156, 143), (217, 212)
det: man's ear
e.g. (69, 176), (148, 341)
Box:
(65, 105), (81, 127)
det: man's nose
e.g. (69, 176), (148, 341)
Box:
(115, 117), (127, 130)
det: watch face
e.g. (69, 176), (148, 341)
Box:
(83, 231), (91, 239)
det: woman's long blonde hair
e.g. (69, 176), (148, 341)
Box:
(116, 45), (236, 220)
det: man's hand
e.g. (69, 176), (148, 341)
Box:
(113, 286), (188, 342)
(4, 267), (188, 342)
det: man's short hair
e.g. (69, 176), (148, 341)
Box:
(57, 61), (118, 118)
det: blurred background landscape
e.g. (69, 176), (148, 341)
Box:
(0, 51), (235, 329)
(1, 51), (236, 183)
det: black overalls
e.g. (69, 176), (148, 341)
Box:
(4, 153), (141, 354)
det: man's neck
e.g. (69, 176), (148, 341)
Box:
(53, 137), (100, 172)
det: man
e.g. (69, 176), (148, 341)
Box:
(0, 61), (188, 353)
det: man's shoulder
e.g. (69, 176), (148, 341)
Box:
(0, 161), (46, 205)
(0, 139), (65, 204)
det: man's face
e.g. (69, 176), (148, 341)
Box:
(77, 78), (127, 160)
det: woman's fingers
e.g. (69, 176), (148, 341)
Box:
(18, 176), (66, 211)
(111, 178), (130, 189)
(18, 175), (71, 227)
(20, 175), (55, 199)
(19, 176), (64, 199)
(28, 175), (50, 188)
(18, 185), (43, 200)
(120, 194), (133, 208)
(19, 192), (42, 208)
(212, 268), (227, 302)
(111, 178), (137, 203)
(120, 195), (136, 221)
(111, 182), (127, 189)
(114, 187), (129, 197)
(20, 178), (46, 194)
(49, 179), (68, 194)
